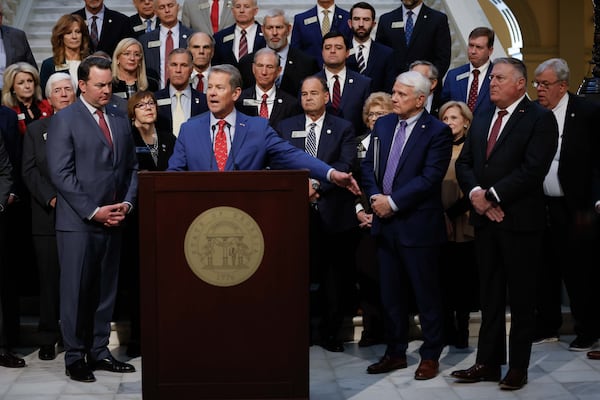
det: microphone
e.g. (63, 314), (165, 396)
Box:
(210, 124), (216, 170)
(227, 123), (238, 171)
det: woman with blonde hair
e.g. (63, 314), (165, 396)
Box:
(439, 100), (478, 349)
(2, 62), (53, 135)
(111, 38), (159, 100)
(39, 14), (90, 94)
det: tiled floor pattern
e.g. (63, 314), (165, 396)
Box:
(1, 334), (600, 399)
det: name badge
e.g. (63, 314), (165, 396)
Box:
(243, 99), (260, 106)
(223, 33), (235, 43)
(199, 1), (211, 9)
(291, 130), (307, 138)
(357, 150), (366, 159)
(55, 63), (69, 71)
(113, 91), (127, 99)
(133, 24), (145, 32)
(157, 98), (171, 106)
(391, 21), (404, 29)
(43, 132), (48, 141)
(304, 16), (318, 25)
(148, 40), (161, 48)
(456, 71), (470, 81)
(136, 146), (151, 154)
(17, 113), (25, 121)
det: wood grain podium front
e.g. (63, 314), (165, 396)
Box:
(138, 171), (309, 400)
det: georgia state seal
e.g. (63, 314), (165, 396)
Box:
(184, 206), (265, 287)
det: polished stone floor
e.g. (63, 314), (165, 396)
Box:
(1, 333), (600, 399)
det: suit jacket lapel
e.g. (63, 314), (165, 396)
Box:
(490, 98), (529, 156)
(270, 90), (284, 123)
(229, 112), (249, 170)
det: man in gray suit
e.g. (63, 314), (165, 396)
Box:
(47, 56), (138, 382)
(0, 4), (37, 91)
(182, 0), (235, 35)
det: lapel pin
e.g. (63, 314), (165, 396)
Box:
(195, 98), (200, 103)
(571, 113), (575, 117)
(240, 122), (246, 127)
(183, 34), (188, 39)
(326, 129), (332, 134)
(421, 124), (426, 128)
(108, 19), (112, 23)
(349, 78), (353, 83)
(277, 98), (282, 103)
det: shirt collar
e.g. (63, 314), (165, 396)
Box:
(210, 110), (237, 129)
(255, 85), (276, 99)
(305, 113), (325, 130)
(324, 67), (346, 83)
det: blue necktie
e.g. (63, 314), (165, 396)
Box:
(382, 120), (407, 194)
(146, 19), (152, 33)
(405, 10), (414, 44)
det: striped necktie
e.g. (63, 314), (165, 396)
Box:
(357, 44), (366, 73)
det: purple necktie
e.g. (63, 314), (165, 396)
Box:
(382, 120), (407, 194)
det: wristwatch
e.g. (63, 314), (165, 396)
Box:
(310, 179), (320, 191)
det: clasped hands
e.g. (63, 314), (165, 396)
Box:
(471, 189), (504, 222)
(93, 203), (130, 227)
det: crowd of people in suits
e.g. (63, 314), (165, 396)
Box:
(0, 0), (599, 392)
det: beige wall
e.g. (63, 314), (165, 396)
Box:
(504, 0), (594, 97)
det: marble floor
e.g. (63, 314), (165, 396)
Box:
(1, 334), (600, 399)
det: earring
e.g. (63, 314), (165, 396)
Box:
(464, 125), (469, 129)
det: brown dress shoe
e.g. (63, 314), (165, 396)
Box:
(366, 355), (407, 374)
(499, 368), (527, 390)
(587, 350), (600, 360)
(415, 359), (439, 380)
(451, 363), (501, 382)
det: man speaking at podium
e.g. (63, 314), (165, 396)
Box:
(167, 64), (360, 194)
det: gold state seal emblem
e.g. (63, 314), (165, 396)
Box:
(184, 206), (264, 287)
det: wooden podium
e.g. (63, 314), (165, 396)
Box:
(138, 171), (309, 400)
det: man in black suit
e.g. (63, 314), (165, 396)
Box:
(139, 0), (194, 89)
(276, 75), (357, 353)
(0, 3), (37, 91)
(531, 58), (600, 353)
(346, 2), (393, 93)
(409, 60), (441, 117)
(72, 0), (132, 56)
(187, 32), (215, 94)
(212, 0), (266, 66)
(22, 73), (76, 362)
(376, 0), (450, 93)
(46, 56), (138, 383)
(238, 9), (320, 96)
(129, 0), (159, 38)
(236, 48), (301, 127)
(316, 31), (372, 136)
(0, 111), (25, 369)
(452, 58), (558, 391)
(154, 48), (208, 137)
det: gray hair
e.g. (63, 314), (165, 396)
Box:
(262, 8), (289, 25)
(395, 71), (431, 98)
(535, 58), (570, 83)
(493, 57), (528, 81)
(45, 72), (73, 98)
(409, 60), (439, 80)
(253, 47), (280, 67)
(209, 64), (243, 90)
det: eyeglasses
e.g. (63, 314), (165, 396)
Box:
(134, 100), (156, 109)
(532, 80), (561, 89)
(367, 111), (387, 119)
(121, 51), (143, 59)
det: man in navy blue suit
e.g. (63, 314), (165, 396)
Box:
(441, 27), (495, 116)
(276, 76), (357, 352)
(346, 2), (394, 93)
(316, 31), (371, 136)
(212, 0), (266, 66)
(47, 56), (138, 382)
(291, 0), (351, 66)
(167, 64), (360, 198)
(376, 0), (450, 93)
(139, 0), (193, 88)
(361, 70), (452, 380)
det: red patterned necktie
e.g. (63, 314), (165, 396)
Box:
(332, 75), (341, 113)
(486, 110), (508, 159)
(96, 109), (113, 149)
(214, 119), (228, 171)
(239, 29), (248, 60)
(259, 93), (268, 118)
(196, 73), (204, 93)
(211, 0), (219, 33)
(165, 30), (173, 85)
(467, 69), (480, 112)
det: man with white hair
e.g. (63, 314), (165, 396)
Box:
(360, 71), (452, 380)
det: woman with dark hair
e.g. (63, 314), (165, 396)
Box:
(39, 14), (90, 94)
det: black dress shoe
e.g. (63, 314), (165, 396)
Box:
(451, 363), (501, 383)
(366, 355), (407, 374)
(0, 352), (26, 368)
(90, 355), (136, 373)
(499, 368), (527, 390)
(321, 339), (344, 353)
(39, 345), (56, 361)
(66, 359), (96, 382)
